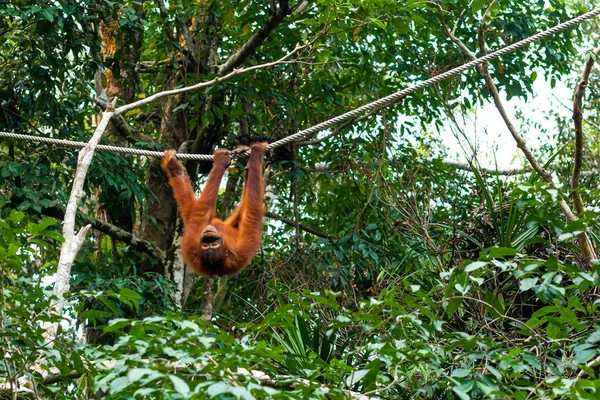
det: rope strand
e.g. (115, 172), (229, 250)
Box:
(1, 8), (599, 160)
(0, 131), (213, 160)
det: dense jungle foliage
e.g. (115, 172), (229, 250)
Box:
(1, 0), (600, 398)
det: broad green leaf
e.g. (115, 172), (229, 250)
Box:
(465, 261), (487, 272)
(446, 297), (463, 318)
(346, 369), (369, 386)
(452, 386), (471, 400)
(168, 375), (190, 396)
(109, 377), (130, 394)
(452, 368), (472, 378)
(472, 0), (487, 13)
(519, 278), (538, 291)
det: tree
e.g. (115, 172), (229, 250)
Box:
(2, 0), (600, 398)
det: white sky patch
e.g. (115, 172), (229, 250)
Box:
(439, 70), (573, 168)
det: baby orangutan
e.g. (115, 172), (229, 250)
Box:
(162, 143), (267, 277)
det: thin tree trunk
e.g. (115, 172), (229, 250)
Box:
(45, 109), (114, 342)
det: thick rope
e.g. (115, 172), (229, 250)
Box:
(0, 131), (213, 161)
(1, 8), (599, 160)
(267, 8), (600, 150)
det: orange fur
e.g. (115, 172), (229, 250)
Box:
(161, 143), (266, 277)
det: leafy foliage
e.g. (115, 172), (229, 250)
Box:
(2, 0), (600, 398)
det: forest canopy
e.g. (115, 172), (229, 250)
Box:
(1, 0), (600, 398)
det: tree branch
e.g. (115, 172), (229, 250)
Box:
(96, 97), (154, 143)
(292, 0), (310, 16)
(175, 0), (197, 64)
(475, 28), (555, 182)
(571, 47), (600, 215)
(266, 211), (339, 240)
(47, 37), (310, 338)
(217, 0), (292, 75)
(47, 107), (114, 342)
(436, 3), (554, 181)
(32, 202), (165, 262)
(477, 25), (596, 262)
(434, 4), (597, 262)
(115, 41), (307, 116)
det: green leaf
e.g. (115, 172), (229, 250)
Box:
(574, 345), (596, 364)
(133, 388), (157, 396)
(446, 297), (463, 318)
(361, 358), (381, 391)
(168, 375), (190, 396)
(109, 377), (130, 394)
(452, 368), (472, 378)
(484, 291), (505, 318)
(452, 386), (471, 400)
(98, 296), (121, 316)
(346, 369), (369, 386)
(485, 365), (502, 380)
(119, 287), (142, 300)
(455, 283), (470, 295)
(71, 350), (84, 373)
(465, 261), (487, 272)
(207, 382), (229, 396)
(546, 323), (567, 340)
(588, 330), (600, 343)
(38, 217), (58, 230)
(480, 247), (518, 259)
(212, 105), (223, 120)
(472, 0), (487, 13)
(40, 230), (64, 242)
(41, 8), (54, 22)
(369, 17), (387, 30)
(532, 306), (560, 319)
(128, 368), (149, 382)
(79, 310), (113, 324)
(519, 278), (538, 291)
(530, 71), (538, 81)
(104, 319), (130, 332)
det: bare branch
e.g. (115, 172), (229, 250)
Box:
(552, 93), (600, 132)
(475, 21), (597, 262)
(217, 0), (292, 74)
(45, 29), (315, 332)
(481, 0), (499, 23)
(115, 42), (308, 116)
(475, 28), (554, 182)
(30, 201), (164, 261)
(41, 371), (83, 386)
(266, 211), (339, 240)
(96, 96), (154, 143)
(571, 47), (600, 215)
(292, 0), (310, 16)
(46, 109), (114, 342)
(438, 159), (527, 175)
(435, 3), (551, 180)
(136, 57), (174, 73)
(434, 5), (597, 262)
(431, 2), (476, 59)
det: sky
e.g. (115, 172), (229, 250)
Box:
(439, 69), (574, 169)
